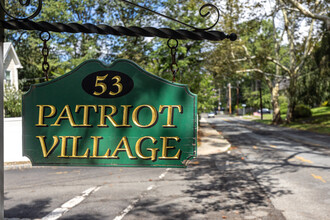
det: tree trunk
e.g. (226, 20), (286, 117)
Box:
(270, 6), (283, 125)
(286, 78), (297, 123)
(272, 82), (282, 125)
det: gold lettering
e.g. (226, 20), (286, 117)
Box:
(135, 136), (159, 161)
(35, 105), (56, 127)
(36, 136), (59, 157)
(57, 136), (89, 158)
(109, 76), (123, 96)
(93, 74), (108, 96)
(118, 105), (132, 127)
(90, 136), (110, 158)
(51, 105), (78, 127)
(159, 136), (181, 160)
(98, 105), (120, 127)
(70, 136), (89, 158)
(110, 136), (137, 159)
(132, 105), (158, 128)
(75, 105), (98, 127)
(58, 136), (70, 158)
(159, 105), (182, 128)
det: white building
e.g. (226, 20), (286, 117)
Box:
(4, 42), (22, 90)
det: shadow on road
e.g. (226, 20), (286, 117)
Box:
(129, 152), (286, 219)
(5, 198), (52, 218)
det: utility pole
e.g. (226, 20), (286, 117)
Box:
(236, 81), (239, 116)
(258, 80), (263, 120)
(218, 88), (221, 113)
(0, 0), (5, 217)
(228, 83), (232, 114)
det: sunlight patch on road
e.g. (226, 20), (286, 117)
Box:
(55, 171), (68, 175)
(311, 174), (326, 183)
(269, 145), (277, 148)
(253, 146), (258, 149)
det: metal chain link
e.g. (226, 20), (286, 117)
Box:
(167, 39), (179, 82)
(40, 31), (50, 81)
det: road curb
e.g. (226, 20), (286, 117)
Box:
(4, 161), (32, 170)
(198, 118), (231, 156)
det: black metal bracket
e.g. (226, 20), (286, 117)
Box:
(1, 19), (237, 41)
(0, 0), (237, 41)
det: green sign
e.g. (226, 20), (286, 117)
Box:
(23, 59), (197, 168)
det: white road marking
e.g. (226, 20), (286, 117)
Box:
(113, 198), (140, 220)
(159, 168), (171, 180)
(113, 168), (171, 220)
(147, 185), (155, 191)
(41, 186), (100, 220)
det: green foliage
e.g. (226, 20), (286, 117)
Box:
(4, 84), (22, 117)
(321, 101), (330, 107)
(254, 105), (330, 135)
(293, 104), (312, 119)
(279, 95), (288, 114)
(195, 74), (218, 113)
(297, 31), (330, 107)
(241, 81), (272, 110)
(311, 106), (330, 116)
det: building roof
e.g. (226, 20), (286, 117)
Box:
(3, 42), (23, 68)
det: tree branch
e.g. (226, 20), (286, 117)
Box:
(286, 0), (330, 30)
(266, 56), (291, 74)
(236, 69), (288, 79)
(231, 56), (256, 62)
(280, 0), (297, 71)
(295, 18), (316, 74)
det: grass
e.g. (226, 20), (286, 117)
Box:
(252, 106), (330, 135)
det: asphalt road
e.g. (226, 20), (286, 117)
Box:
(4, 115), (330, 220)
(208, 115), (330, 220)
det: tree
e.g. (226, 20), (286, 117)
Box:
(234, 18), (287, 124)
(273, 0), (320, 122)
(297, 27), (330, 106)
(206, 1), (284, 122)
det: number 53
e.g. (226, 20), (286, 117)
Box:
(93, 74), (123, 96)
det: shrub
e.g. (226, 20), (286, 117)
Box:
(280, 103), (288, 114)
(4, 84), (22, 117)
(293, 104), (312, 119)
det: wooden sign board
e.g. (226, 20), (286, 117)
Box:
(23, 59), (197, 168)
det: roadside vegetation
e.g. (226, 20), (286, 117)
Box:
(253, 106), (330, 135)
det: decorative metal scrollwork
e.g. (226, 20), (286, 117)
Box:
(0, 0), (43, 20)
(119, 0), (220, 31)
(197, 3), (220, 31)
